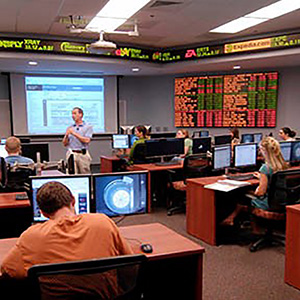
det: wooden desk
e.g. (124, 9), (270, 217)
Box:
(100, 156), (123, 173)
(285, 204), (300, 290)
(186, 175), (258, 245)
(0, 223), (204, 300)
(0, 192), (30, 209)
(130, 161), (183, 172)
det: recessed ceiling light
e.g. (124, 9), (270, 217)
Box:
(233, 65), (241, 69)
(132, 67), (140, 72)
(210, 0), (300, 33)
(28, 61), (38, 66)
(87, 0), (151, 32)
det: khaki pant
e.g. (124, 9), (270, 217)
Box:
(66, 150), (92, 174)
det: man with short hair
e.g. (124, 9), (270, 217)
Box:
(62, 107), (93, 174)
(5, 136), (34, 165)
(1, 181), (133, 279)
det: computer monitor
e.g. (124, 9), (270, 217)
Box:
(93, 171), (148, 217)
(129, 134), (138, 147)
(145, 138), (184, 158)
(0, 144), (8, 158)
(241, 134), (254, 144)
(21, 143), (49, 162)
(280, 141), (292, 162)
(192, 137), (211, 154)
(253, 133), (263, 143)
(234, 143), (257, 167)
(212, 145), (231, 170)
(112, 134), (130, 149)
(150, 132), (176, 139)
(30, 175), (91, 222)
(200, 130), (209, 137)
(214, 135), (231, 146)
(291, 141), (300, 162)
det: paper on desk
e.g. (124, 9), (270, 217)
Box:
(204, 179), (251, 192)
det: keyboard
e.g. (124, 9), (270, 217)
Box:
(226, 174), (256, 181)
(155, 161), (181, 166)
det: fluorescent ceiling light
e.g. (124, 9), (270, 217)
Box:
(28, 61), (38, 66)
(210, 17), (267, 34)
(210, 0), (300, 33)
(132, 67), (140, 72)
(87, 0), (151, 32)
(233, 65), (241, 69)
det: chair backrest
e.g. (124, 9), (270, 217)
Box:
(268, 168), (300, 212)
(132, 143), (147, 164)
(28, 254), (147, 300)
(183, 154), (211, 182)
(6, 165), (36, 192)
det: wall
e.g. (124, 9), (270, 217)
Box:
(119, 67), (300, 138)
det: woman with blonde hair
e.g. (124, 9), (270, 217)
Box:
(176, 129), (193, 157)
(251, 136), (288, 210)
(222, 136), (288, 225)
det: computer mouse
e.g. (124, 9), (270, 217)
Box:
(140, 243), (153, 254)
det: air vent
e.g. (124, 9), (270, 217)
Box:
(150, 1), (183, 8)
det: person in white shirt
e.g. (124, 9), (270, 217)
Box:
(279, 127), (297, 141)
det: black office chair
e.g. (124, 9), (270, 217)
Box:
(28, 254), (147, 300)
(5, 164), (36, 193)
(167, 154), (211, 216)
(249, 168), (300, 252)
(131, 143), (147, 164)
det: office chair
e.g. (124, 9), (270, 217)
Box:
(167, 154), (211, 216)
(249, 168), (300, 252)
(5, 164), (36, 193)
(28, 254), (147, 300)
(131, 143), (147, 164)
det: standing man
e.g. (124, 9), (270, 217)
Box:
(62, 107), (93, 174)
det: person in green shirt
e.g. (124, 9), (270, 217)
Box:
(176, 129), (193, 157)
(128, 125), (148, 162)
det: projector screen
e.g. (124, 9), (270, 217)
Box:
(10, 74), (118, 135)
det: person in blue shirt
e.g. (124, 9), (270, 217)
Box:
(62, 107), (93, 174)
(4, 136), (34, 165)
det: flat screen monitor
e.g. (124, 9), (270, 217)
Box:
(241, 134), (254, 144)
(253, 133), (263, 143)
(112, 134), (130, 149)
(291, 141), (300, 162)
(0, 145), (8, 158)
(21, 143), (49, 162)
(0, 157), (7, 188)
(129, 134), (138, 147)
(192, 137), (211, 154)
(145, 138), (184, 157)
(31, 175), (91, 222)
(234, 143), (257, 167)
(212, 145), (231, 170)
(214, 135), (231, 146)
(93, 171), (148, 217)
(200, 130), (209, 137)
(280, 141), (292, 162)
(150, 132), (176, 139)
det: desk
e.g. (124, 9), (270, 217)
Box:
(285, 204), (300, 290)
(130, 161), (183, 172)
(186, 175), (258, 245)
(100, 156), (124, 173)
(0, 223), (204, 300)
(0, 192), (30, 209)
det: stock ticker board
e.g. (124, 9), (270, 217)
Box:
(174, 72), (278, 128)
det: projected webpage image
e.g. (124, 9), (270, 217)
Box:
(25, 76), (105, 134)
(31, 176), (91, 222)
(94, 172), (148, 217)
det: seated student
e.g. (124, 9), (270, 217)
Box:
(4, 137), (34, 165)
(176, 129), (192, 157)
(128, 125), (149, 162)
(279, 127), (297, 141)
(222, 137), (288, 225)
(229, 128), (240, 153)
(1, 181), (133, 279)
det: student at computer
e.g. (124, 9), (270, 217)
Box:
(279, 127), (297, 141)
(1, 181), (133, 280)
(222, 137), (288, 225)
(176, 129), (192, 157)
(4, 136), (34, 165)
(128, 125), (149, 161)
(229, 128), (240, 152)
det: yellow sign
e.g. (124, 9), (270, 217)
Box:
(225, 38), (272, 53)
